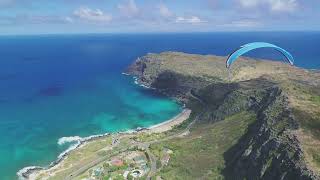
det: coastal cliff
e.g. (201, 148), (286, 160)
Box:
(127, 52), (320, 179)
(27, 52), (320, 180)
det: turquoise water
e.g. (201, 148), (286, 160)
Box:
(0, 75), (181, 180)
(0, 35), (183, 180)
(0, 32), (319, 180)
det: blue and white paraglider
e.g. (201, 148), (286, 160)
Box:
(226, 42), (294, 69)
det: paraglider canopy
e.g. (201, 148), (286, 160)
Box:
(226, 42), (294, 69)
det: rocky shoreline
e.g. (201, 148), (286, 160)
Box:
(17, 132), (111, 180)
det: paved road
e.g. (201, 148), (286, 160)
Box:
(146, 148), (157, 179)
(64, 134), (134, 180)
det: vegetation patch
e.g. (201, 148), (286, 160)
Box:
(301, 135), (320, 174)
(311, 150), (320, 167)
(151, 111), (256, 179)
(310, 95), (320, 105)
(294, 109), (320, 140)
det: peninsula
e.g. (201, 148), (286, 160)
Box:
(22, 52), (320, 180)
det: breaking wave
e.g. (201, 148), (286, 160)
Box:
(58, 136), (82, 145)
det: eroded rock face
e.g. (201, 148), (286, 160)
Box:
(192, 83), (318, 179)
(126, 54), (221, 103)
(126, 57), (147, 77)
(222, 86), (317, 180)
(187, 81), (315, 180)
(127, 52), (320, 180)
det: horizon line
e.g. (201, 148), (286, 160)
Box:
(0, 30), (319, 37)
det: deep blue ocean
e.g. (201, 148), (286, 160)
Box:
(0, 32), (319, 179)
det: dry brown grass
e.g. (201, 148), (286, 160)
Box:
(296, 130), (320, 174)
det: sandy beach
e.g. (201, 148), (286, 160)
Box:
(148, 109), (191, 133)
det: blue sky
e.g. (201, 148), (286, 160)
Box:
(0, 0), (319, 34)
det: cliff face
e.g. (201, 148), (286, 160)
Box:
(186, 80), (317, 179)
(126, 53), (223, 103)
(127, 52), (320, 180)
(223, 86), (314, 180)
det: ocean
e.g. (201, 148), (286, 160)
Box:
(0, 32), (319, 180)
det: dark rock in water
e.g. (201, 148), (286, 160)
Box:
(0, 98), (8, 103)
(136, 127), (148, 132)
(0, 73), (18, 81)
(21, 57), (42, 64)
(37, 85), (64, 97)
(138, 113), (146, 119)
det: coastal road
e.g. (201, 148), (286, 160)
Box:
(146, 148), (157, 179)
(65, 149), (127, 180)
(65, 93), (207, 179)
(64, 134), (134, 180)
(65, 113), (201, 180)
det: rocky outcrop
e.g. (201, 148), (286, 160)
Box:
(126, 55), (215, 103)
(222, 86), (318, 180)
(126, 52), (320, 180)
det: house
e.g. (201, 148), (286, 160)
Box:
(111, 158), (124, 167)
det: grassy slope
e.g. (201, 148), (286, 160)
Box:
(144, 52), (320, 174)
(284, 82), (320, 174)
(151, 111), (256, 179)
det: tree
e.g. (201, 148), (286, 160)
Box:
(89, 169), (93, 176)
(103, 162), (109, 169)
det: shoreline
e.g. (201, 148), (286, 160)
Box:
(18, 72), (190, 180)
(18, 108), (191, 180)
(17, 132), (111, 180)
(148, 109), (191, 133)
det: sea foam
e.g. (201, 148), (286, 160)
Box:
(133, 76), (152, 89)
(121, 72), (130, 76)
(18, 133), (111, 179)
(58, 136), (82, 145)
